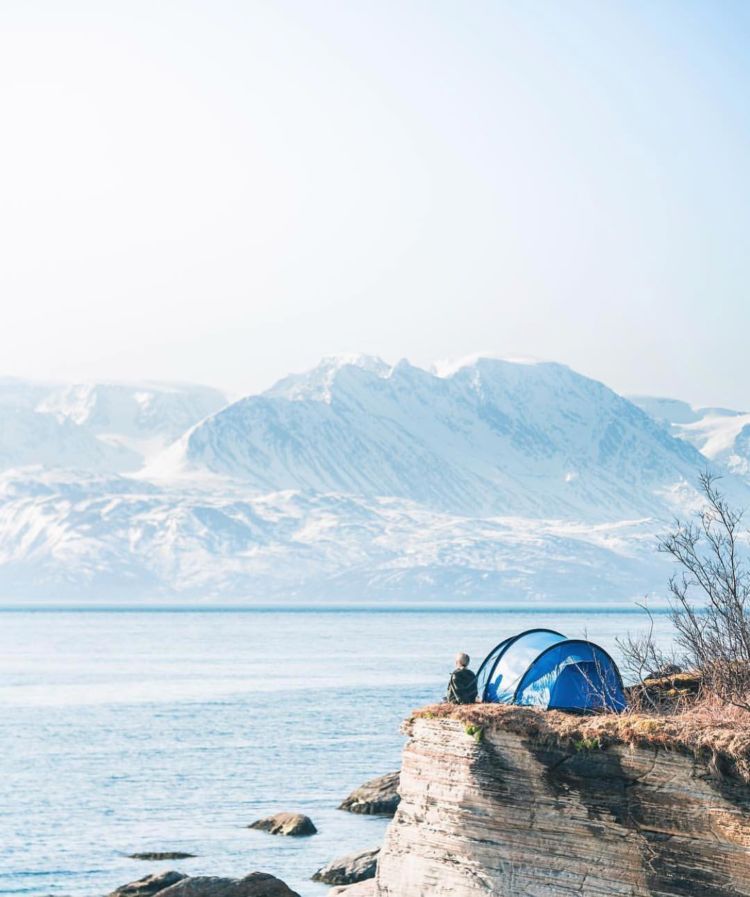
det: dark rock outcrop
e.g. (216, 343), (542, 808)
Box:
(159, 873), (299, 897)
(129, 854), (196, 861)
(248, 812), (316, 836)
(339, 772), (400, 816)
(108, 871), (188, 897)
(313, 848), (379, 885)
(109, 873), (299, 897)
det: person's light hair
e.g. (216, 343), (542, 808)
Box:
(455, 652), (470, 668)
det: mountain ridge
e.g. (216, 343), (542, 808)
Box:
(0, 356), (744, 603)
(158, 356), (707, 521)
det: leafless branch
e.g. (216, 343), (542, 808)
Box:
(623, 472), (750, 712)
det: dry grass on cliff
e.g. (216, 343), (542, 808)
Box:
(411, 698), (750, 782)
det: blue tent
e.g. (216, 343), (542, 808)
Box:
(475, 628), (626, 712)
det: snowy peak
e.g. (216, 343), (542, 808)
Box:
(170, 356), (708, 519)
(431, 352), (548, 378)
(266, 354), (392, 402)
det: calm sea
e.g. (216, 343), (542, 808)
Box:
(0, 605), (673, 897)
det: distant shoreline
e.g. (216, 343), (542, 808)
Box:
(0, 602), (670, 614)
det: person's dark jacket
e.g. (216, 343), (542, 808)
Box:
(446, 667), (478, 704)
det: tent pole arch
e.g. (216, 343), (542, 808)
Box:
(480, 628), (565, 702)
(474, 636), (512, 695)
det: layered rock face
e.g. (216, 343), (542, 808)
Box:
(376, 715), (750, 897)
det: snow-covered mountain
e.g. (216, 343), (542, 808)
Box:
(0, 357), (740, 603)
(158, 356), (705, 520)
(0, 467), (669, 602)
(0, 379), (228, 473)
(630, 395), (750, 478)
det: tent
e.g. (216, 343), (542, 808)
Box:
(475, 628), (626, 712)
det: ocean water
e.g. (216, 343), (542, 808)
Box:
(0, 605), (674, 897)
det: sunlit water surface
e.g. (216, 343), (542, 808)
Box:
(0, 605), (673, 897)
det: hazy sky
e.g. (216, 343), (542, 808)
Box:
(1, 1), (749, 406)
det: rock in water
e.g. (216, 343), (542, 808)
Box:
(338, 772), (399, 816)
(111, 873), (300, 897)
(157, 873), (300, 897)
(108, 871), (188, 897)
(312, 848), (379, 885)
(327, 883), (375, 897)
(129, 854), (196, 861)
(248, 812), (317, 836)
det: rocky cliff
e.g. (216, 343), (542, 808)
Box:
(374, 706), (750, 897)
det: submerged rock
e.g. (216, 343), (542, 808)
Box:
(107, 871), (188, 897)
(248, 812), (317, 836)
(109, 873), (299, 897)
(129, 854), (196, 861)
(338, 772), (399, 816)
(312, 847), (379, 885)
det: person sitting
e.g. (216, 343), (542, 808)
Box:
(445, 652), (478, 704)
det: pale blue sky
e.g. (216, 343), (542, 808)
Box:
(1, 1), (749, 407)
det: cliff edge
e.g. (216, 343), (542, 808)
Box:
(375, 705), (750, 897)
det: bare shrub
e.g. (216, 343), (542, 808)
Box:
(620, 472), (750, 712)
(616, 602), (679, 711)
